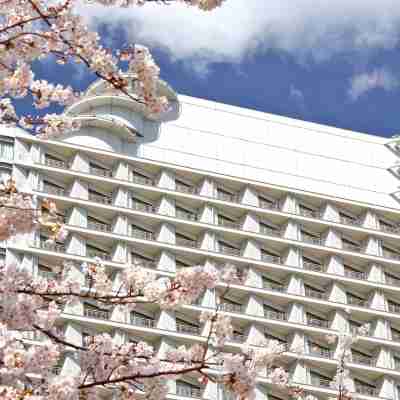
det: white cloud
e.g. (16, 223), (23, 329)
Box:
(77, 0), (400, 69)
(348, 68), (399, 100)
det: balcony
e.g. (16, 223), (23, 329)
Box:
(176, 383), (202, 399)
(344, 267), (367, 280)
(45, 157), (67, 169)
(176, 322), (200, 336)
(354, 383), (378, 397)
(175, 182), (198, 195)
(87, 220), (111, 233)
(380, 223), (400, 234)
(303, 261), (324, 272)
(131, 228), (154, 241)
(218, 218), (241, 230)
(263, 280), (285, 292)
(86, 249), (112, 261)
(305, 287), (327, 300)
(310, 374), (331, 388)
(307, 316), (329, 328)
(219, 244), (241, 257)
(176, 236), (198, 248)
(299, 207), (320, 219)
(261, 253), (281, 264)
(385, 273), (400, 287)
(88, 192), (112, 205)
(43, 183), (65, 197)
(382, 248), (400, 261)
(217, 190), (239, 203)
(89, 165), (112, 178)
(176, 208), (198, 221)
(340, 214), (361, 227)
(302, 234), (322, 246)
(308, 344), (333, 359)
(131, 201), (155, 213)
(131, 172), (154, 186)
(131, 314), (155, 328)
(392, 329), (400, 341)
(39, 240), (66, 253)
(260, 225), (281, 237)
(259, 199), (279, 210)
(352, 353), (375, 367)
(220, 302), (243, 314)
(388, 302), (400, 314)
(264, 308), (287, 321)
(84, 308), (110, 320)
(347, 294), (366, 307)
(342, 241), (362, 253)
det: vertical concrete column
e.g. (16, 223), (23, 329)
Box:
(245, 324), (266, 345)
(198, 203), (215, 224)
(369, 290), (386, 312)
(320, 202), (340, 222)
(364, 236), (380, 256)
(157, 169), (175, 190)
(280, 194), (298, 214)
(114, 160), (129, 181)
(245, 266), (263, 289)
(245, 295), (264, 317)
(199, 230), (217, 252)
(157, 251), (176, 273)
(286, 274), (303, 296)
(240, 185), (259, 207)
(242, 212), (259, 233)
(64, 262), (84, 315)
(68, 207), (87, 228)
(282, 219), (300, 241)
(66, 234), (86, 257)
(112, 215), (128, 236)
(157, 222), (175, 244)
(113, 187), (129, 208)
(30, 143), (44, 164)
(326, 255), (344, 275)
(70, 152), (89, 173)
(157, 339), (177, 395)
(289, 331), (306, 354)
(369, 263), (385, 283)
(14, 138), (31, 163)
(360, 210), (380, 230)
(377, 378), (395, 400)
(157, 196), (175, 216)
(242, 239), (261, 260)
(373, 318), (391, 340)
(290, 362), (308, 385)
(112, 242), (127, 264)
(331, 310), (349, 333)
(113, 329), (127, 347)
(329, 283), (347, 304)
(70, 179), (88, 200)
(27, 169), (41, 192)
(375, 347), (392, 369)
(198, 177), (216, 198)
(20, 253), (37, 275)
(324, 228), (342, 248)
(111, 303), (127, 323)
(284, 247), (301, 267)
(288, 303), (305, 324)
(203, 382), (219, 400)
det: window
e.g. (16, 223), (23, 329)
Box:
(0, 138), (14, 161)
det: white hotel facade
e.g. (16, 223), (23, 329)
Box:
(2, 79), (400, 400)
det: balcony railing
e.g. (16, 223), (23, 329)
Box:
(354, 384), (378, 397)
(176, 183), (198, 195)
(342, 242), (362, 252)
(219, 244), (241, 257)
(86, 249), (112, 261)
(388, 303), (400, 314)
(308, 345), (333, 359)
(385, 274), (400, 287)
(176, 237), (198, 248)
(43, 184), (65, 197)
(380, 224), (400, 234)
(263, 280), (284, 292)
(261, 253), (281, 264)
(88, 192), (112, 205)
(45, 158), (67, 169)
(176, 384), (202, 399)
(220, 302), (243, 314)
(260, 225), (281, 237)
(218, 219), (241, 230)
(382, 249), (400, 261)
(310, 375), (331, 388)
(131, 315), (155, 328)
(90, 166), (112, 178)
(217, 191), (239, 203)
(84, 308), (110, 320)
(176, 209), (198, 221)
(264, 309), (287, 321)
(131, 228), (154, 241)
(352, 353), (375, 366)
(302, 234), (322, 245)
(340, 215), (361, 226)
(87, 220), (111, 232)
(131, 201), (155, 213)
(299, 208), (320, 219)
(131, 173), (154, 186)
(305, 287), (327, 300)
(344, 268), (367, 280)
(176, 323), (200, 335)
(307, 317), (329, 328)
(39, 240), (66, 253)
(303, 261), (324, 272)
(132, 259), (157, 269)
(347, 295), (366, 307)
(259, 199), (279, 210)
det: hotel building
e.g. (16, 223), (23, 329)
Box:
(2, 79), (400, 400)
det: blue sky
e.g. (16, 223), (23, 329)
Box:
(33, 1), (400, 138)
